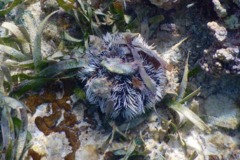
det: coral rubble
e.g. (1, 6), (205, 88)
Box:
(200, 21), (240, 75)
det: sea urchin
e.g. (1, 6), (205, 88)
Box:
(79, 32), (167, 120)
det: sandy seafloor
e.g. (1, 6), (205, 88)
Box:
(1, 0), (240, 160)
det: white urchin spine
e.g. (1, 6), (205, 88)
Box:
(78, 32), (167, 120)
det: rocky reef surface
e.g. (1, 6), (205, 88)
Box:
(1, 0), (240, 159)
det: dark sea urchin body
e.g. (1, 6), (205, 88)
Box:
(79, 33), (167, 120)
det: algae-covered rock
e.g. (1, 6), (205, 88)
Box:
(149, 0), (181, 10)
(233, 0), (240, 7)
(203, 94), (240, 129)
(225, 15), (240, 30)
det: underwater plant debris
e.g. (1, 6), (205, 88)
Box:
(79, 33), (167, 120)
